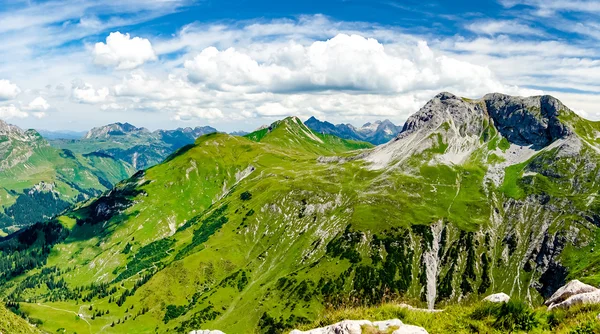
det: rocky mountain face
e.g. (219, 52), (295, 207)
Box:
(52, 123), (218, 170)
(84, 122), (148, 139)
(305, 116), (402, 145)
(1, 93), (599, 333)
(0, 120), (133, 234)
(0, 119), (48, 171)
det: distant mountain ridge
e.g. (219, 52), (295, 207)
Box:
(0, 119), (133, 234)
(51, 123), (218, 170)
(304, 116), (402, 144)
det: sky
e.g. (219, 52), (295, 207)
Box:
(0, 0), (599, 132)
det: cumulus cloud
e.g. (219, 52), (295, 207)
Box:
(26, 96), (50, 111)
(0, 79), (21, 100)
(0, 104), (28, 119)
(183, 34), (518, 97)
(72, 82), (110, 104)
(104, 34), (540, 122)
(93, 32), (157, 70)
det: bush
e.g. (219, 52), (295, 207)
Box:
(240, 191), (252, 201)
(493, 300), (538, 331)
(471, 300), (538, 331)
(547, 310), (565, 329)
(570, 321), (598, 334)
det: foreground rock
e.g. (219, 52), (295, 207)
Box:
(483, 293), (510, 303)
(290, 319), (428, 334)
(545, 280), (598, 309)
(189, 330), (225, 334)
(548, 290), (600, 310)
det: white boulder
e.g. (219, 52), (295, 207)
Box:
(392, 324), (429, 334)
(548, 289), (600, 310)
(483, 293), (510, 303)
(289, 319), (428, 334)
(545, 280), (598, 308)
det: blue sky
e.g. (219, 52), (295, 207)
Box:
(0, 0), (598, 132)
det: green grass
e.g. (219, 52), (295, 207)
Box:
(0, 303), (41, 334)
(499, 161), (528, 199)
(498, 138), (510, 152)
(300, 301), (600, 334)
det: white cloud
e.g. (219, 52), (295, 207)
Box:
(500, 0), (600, 15)
(72, 82), (110, 104)
(0, 104), (28, 119)
(172, 107), (224, 120)
(465, 20), (545, 36)
(26, 96), (50, 111)
(93, 32), (157, 70)
(183, 34), (519, 97)
(0, 79), (21, 100)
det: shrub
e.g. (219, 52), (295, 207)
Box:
(471, 300), (538, 331)
(570, 322), (598, 334)
(240, 191), (252, 201)
(493, 300), (538, 331)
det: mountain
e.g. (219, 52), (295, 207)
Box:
(304, 116), (402, 145)
(1, 93), (600, 333)
(0, 119), (134, 235)
(229, 130), (249, 136)
(84, 122), (148, 140)
(51, 123), (218, 170)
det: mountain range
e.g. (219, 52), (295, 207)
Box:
(1, 92), (599, 333)
(50, 122), (218, 170)
(304, 117), (402, 144)
(0, 120), (133, 235)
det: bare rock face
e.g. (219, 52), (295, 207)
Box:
(482, 93), (572, 148)
(289, 319), (428, 334)
(483, 293), (510, 303)
(545, 280), (600, 310)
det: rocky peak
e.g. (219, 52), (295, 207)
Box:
(482, 93), (572, 148)
(0, 119), (43, 142)
(399, 92), (485, 138)
(84, 122), (148, 139)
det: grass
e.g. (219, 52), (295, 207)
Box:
(0, 303), (41, 334)
(300, 302), (600, 334)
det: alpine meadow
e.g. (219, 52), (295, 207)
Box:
(1, 1), (600, 333)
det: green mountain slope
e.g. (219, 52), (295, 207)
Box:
(0, 302), (41, 334)
(0, 120), (134, 234)
(2, 94), (600, 333)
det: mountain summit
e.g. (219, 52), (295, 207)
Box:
(84, 122), (148, 139)
(367, 92), (583, 168)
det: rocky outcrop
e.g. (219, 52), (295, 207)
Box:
(545, 280), (600, 310)
(290, 319), (428, 334)
(483, 93), (572, 148)
(483, 293), (510, 303)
